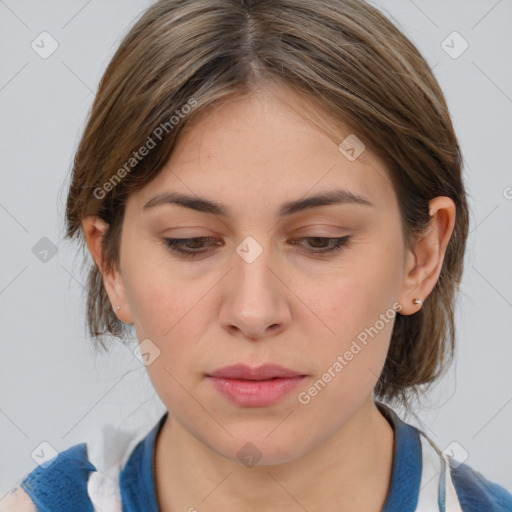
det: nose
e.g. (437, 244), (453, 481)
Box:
(218, 241), (291, 341)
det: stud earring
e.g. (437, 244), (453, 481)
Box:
(412, 298), (423, 306)
(116, 306), (121, 311)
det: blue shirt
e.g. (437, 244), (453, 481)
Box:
(19, 403), (512, 511)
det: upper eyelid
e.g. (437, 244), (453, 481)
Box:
(163, 236), (350, 250)
(164, 235), (346, 241)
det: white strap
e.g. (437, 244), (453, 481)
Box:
(444, 457), (464, 512)
(416, 433), (463, 512)
(85, 423), (148, 512)
(415, 433), (443, 511)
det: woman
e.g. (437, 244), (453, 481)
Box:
(5, 0), (512, 510)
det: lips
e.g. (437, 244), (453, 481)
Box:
(206, 363), (306, 380)
(206, 364), (308, 407)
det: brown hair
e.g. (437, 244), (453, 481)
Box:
(64, 0), (469, 407)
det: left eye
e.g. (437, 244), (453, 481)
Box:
(290, 236), (351, 253)
(163, 236), (351, 257)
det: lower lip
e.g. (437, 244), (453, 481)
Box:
(207, 376), (307, 407)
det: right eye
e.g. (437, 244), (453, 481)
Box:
(163, 237), (222, 257)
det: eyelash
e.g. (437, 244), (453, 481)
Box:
(163, 236), (351, 258)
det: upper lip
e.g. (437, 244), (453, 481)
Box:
(207, 364), (306, 380)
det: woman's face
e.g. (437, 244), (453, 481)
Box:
(108, 86), (413, 463)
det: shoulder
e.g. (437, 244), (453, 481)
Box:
(377, 403), (512, 512)
(13, 421), (156, 512)
(450, 460), (512, 512)
(0, 487), (37, 512)
(16, 442), (97, 512)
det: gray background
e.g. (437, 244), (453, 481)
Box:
(1, 0), (511, 498)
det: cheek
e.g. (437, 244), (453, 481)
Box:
(123, 256), (222, 399)
(294, 241), (403, 391)
(301, 241), (402, 338)
(121, 238), (205, 336)
(124, 263), (213, 412)
(128, 274), (208, 342)
(296, 285), (395, 414)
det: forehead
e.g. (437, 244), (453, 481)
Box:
(127, 86), (396, 218)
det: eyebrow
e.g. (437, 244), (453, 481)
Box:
(142, 188), (374, 218)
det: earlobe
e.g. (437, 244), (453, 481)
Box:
(81, 216), (133, 324)
(398, 196), (456, 315)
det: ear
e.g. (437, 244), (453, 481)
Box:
(81, 216), (133, 324)
(398, 196), (456, 315)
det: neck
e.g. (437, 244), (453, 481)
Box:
(154, 398), (395, 512)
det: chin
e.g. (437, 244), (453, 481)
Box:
(204, 430), (309, 467)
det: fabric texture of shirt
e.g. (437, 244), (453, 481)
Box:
(18, 402), (512, 511)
